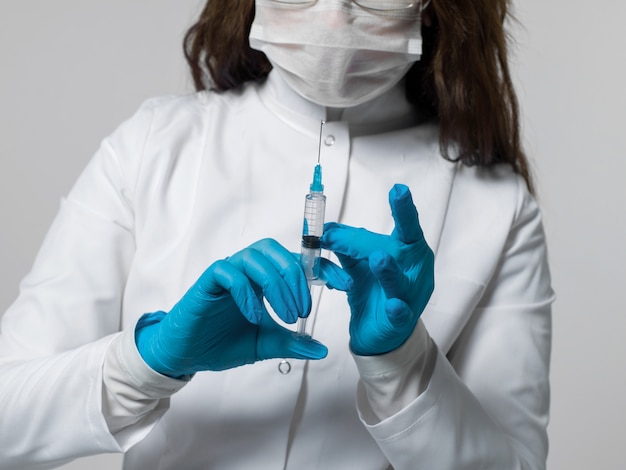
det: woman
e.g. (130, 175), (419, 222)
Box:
(0, 0), (553, 468)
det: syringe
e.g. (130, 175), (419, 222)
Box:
(297, 124), (327, 338)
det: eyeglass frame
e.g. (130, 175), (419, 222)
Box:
(266, 0), (432, 14)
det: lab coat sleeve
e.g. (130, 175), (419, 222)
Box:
(102, 327), (188, 450)
(353, 320), (436, 422)
(353, 177), (554, 470)
(0, 100), (167, 468)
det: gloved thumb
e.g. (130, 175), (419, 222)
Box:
(389, 184), (424, 245)
(256, 326), (328, 361)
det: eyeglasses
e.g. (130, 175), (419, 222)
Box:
(267, 0), (432, 14)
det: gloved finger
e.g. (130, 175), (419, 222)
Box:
(389, 184), (424, 245)
(368, 250), (409, 300)
(321, 222), (394, 261)
(256, 321), (328, 360)
(350, 298), (414, 356)
(327, 249), (359, 271)
(228, 246), (304, 324)
(318, 257), (353, 291)
(289, 251), (351, 291)
(384, 297), (415, 329)
(250, 238), (312, 316)
(191, 260), (266, 324)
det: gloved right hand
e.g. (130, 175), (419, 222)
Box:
(321, 184), (434, 356)
(135, 238), (352, 378)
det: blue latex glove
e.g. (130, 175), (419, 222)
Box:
(135, 238), (352, 377)
(321, 184), (434, 356)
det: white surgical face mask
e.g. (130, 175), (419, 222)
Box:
(249, 0), (425, 108)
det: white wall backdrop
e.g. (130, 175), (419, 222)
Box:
(1, 1), (624, 469)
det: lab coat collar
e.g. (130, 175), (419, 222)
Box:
(257, 70), (424, 137)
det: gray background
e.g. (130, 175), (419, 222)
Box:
(1, 1), (624, 469)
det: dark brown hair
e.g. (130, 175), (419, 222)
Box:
(184, 0), (533, 191)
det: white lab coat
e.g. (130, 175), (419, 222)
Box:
(0, 71), (553, 469)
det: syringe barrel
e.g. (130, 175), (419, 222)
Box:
(303, 192), (326, 238)
(301, 191), (326, 281)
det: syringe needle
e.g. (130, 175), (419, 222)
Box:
(317, 121), (325, 164)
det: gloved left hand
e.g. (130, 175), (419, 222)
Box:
(135, 238), (352, 378)
(321, 184), (434, 356)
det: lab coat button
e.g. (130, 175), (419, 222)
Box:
(278, 360), (292, 375)
(324, 135), (336, 147)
